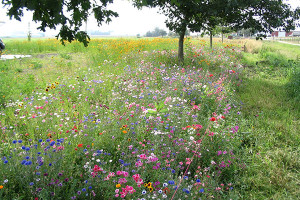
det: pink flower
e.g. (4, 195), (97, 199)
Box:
(136, 178), (143, 187)
(123, 171), (129, 177)
(192, 105), (200, 110)
(117, 171), (123, 176)
(118, 178), (127, 184)
(132, 174), (140, 181)
(108, 172), (115, 177)
(135, 161), (143, 167)
(139, 154), (147, 159)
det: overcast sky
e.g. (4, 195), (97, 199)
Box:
(0, 0), (299, 37)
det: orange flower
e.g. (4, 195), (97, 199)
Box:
(0, 185), (3, 189)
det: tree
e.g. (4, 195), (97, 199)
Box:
(134, 0), (299, 62)
(1, 0), (118, 46)
(159, 29), (167, 37)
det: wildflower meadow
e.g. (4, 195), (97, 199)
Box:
(0, 38), (298, 199)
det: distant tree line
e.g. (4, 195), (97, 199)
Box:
(145, 27), (167, 37)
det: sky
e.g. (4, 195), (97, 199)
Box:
(0, 0), (299, 38)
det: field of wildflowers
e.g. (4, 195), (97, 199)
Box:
(0, 38), (284, 199)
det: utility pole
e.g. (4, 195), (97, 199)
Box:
(28, 22), (32, 41)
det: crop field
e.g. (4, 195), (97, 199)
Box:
(0, 37), (299, 199)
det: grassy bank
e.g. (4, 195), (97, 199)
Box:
(236, 41), (300, 199)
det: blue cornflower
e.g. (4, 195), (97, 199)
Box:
(199, 188), (204, 193)
(29, 182), (34, 186)
(25, 147), (30, 151)
(50, 141), (55, 146)
(168, 180), (175, 185)
(46, 139), (51, 142)
(88, 186), (92, 189)
(22, 146), (26, 150)
(184, 176), (188, 180)
(49, 163), (52, 166)
(18, 140), (22, 143)
(25, 156), (30, 159)
(4, 160), (8, 164)
(21, 160), (26, 165)
(196, 179), (201, 183)
(25, 161), (32, 165)
(171, 169), (176, 173)
(38, 139), (43, 142)
(82, 188), (86, 192)
(12, 140), (17, 144)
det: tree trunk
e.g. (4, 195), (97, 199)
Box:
(210, 31), (213, 49)
(178, 30), (185, 63)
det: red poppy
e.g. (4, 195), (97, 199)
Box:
(210, 117), (216, 121)
(209, 74), (213, 77)
(78, 144), (83, 147)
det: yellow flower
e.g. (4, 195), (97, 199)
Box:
(149, 187), (153, 192)
(116, 184), (121, 188)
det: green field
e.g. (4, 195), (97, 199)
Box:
(0, 37), (299, 199)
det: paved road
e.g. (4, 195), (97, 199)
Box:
(277, 41), (300, 46)
(0, 55), (32, 60)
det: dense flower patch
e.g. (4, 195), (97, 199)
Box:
(0, 40), (244, 199)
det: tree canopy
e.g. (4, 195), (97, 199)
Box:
(1, 0), (118, 46)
